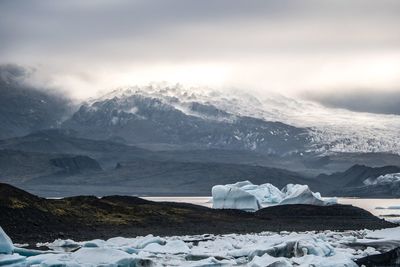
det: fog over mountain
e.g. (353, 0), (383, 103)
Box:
(1, 0), (400, 102)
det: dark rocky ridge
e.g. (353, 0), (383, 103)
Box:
(0, 183), (394, 245)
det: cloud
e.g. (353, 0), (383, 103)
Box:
(305, 89), (400, 115)
(0, 0), (400, 102)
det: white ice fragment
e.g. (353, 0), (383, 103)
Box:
(0, 254), (26, 266)
(293, 254), (358, 267)
(250, 253), (292, 267)
(26, 253), (77, 267)
(184, 256), (232, 267)
(49, 239), (79, 248)
(143, 240), (190, 254)
(72, 247), (138, 266)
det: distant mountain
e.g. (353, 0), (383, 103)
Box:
(22, 158), (321, 196)
(68, 84), (400, 156)
(317, 164), (400, 196)
(0, 64), (72, 139)
(62, 92), (312, 156)
(318, 164), (400, 188)
(0, 149), (102, 184)
(0, 129), (153, 169)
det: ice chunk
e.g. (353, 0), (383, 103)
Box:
(26, 253), (79, 267)
(292, 254), (358, 267)
(212, 181), (261, 211)
(185, 256), (233, 266)
(143, 240), (190, 254)
(0, 254), (26, 266)
(73, 247), (138, 266)
(107, 234), (165, 249)
(82, 239), (107, 248)
(250, 253), (292, 267)
(212, 181), (336, 211)
(280, 184), (327, 206)
(0, 226), (13, 254)
(49, 238), (80, 248)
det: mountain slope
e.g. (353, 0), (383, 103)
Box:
(62, 92), (312, 155)
(317, 164), (400, 196)
(318, 164), (400, 188)
(0, 149), (102, 184)
(20, 158), (321, 197)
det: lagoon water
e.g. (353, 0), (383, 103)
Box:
(143, 196), (400, 219)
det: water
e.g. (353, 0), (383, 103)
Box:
(143, 197), (400, 219)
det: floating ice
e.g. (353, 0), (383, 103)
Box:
(0, 254), (26, 266)
(0, 226), (13, 254)
(250, 253), (292, 267)
(212, 181), (336, 211)
(1, 226), (400, 266)
(143, 240), (190, 254)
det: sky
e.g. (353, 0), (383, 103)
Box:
(1, 0), (400, 114)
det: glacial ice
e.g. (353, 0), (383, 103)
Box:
(364, 172), (400, 185)
(250, 253), (292, 267)
(2, 225), (400, 266)
(0, 226), (13, 254)
(143, 239), (190, 254)
(212, 181), (336, 211)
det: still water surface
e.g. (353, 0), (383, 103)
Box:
(143, 197), (400, 219)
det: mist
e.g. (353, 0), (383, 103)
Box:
(1, 0), (400, 112)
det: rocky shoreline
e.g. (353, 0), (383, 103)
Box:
(0, 183), (395, 246)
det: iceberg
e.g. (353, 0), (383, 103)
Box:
(0, 226), (14, 254)
(212, 181), (336, 211)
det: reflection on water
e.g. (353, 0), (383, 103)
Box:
(337, 198), (400, 218)
(143, 197), (400, 218)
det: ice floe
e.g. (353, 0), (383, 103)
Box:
(2, 226), (400, 266)
(212, 181), (336, 211)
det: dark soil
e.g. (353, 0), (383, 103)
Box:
(0, 183), (395, 245)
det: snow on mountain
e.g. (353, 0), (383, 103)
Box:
(364, 173), (400, 186)
(90, 84), (400, 155)
(63, 85), (311, 155)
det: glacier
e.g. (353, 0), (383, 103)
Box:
(1, 225), (400, 266)
(364, 172), (400, 185)
(98, 84), (400, 155)
(212, 181), (336, 211)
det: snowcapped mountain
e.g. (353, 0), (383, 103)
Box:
(0, 69), (72, 139)
(63, 84), (400, 156)
(63, 87), (311, 155)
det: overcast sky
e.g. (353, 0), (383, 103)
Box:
(1, 0), (400, 114)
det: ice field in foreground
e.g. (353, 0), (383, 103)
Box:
(1, 226), (400, 266)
